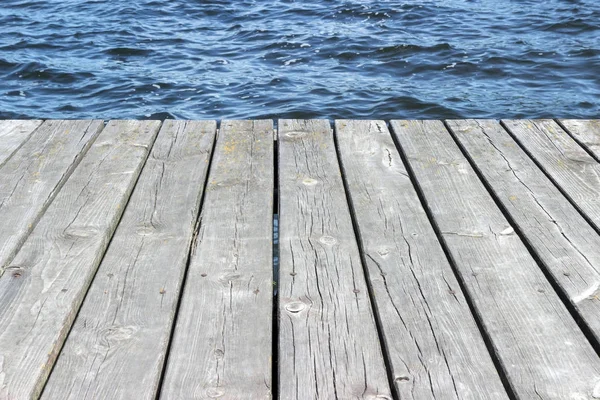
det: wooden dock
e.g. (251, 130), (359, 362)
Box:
(0, 118), (600, 399)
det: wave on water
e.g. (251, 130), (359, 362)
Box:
(0, 0), (598, 119)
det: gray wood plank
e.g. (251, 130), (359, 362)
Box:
(41, 120), (216, 400)
(558, 119), (600, 161)
(502, 119), (600, 231)
(160, 120), (274, 400)
(335, 120), (508, 399)
(391, 120), (600, 399)
(278, 120), (392, 399)
(0, 120), (103, 276)
(0, 120), (161, 400)
(448, 119), (600, 345)
(0, 120), (43, 167)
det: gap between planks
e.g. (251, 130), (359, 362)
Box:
(41, 121), (216, 400)
(1, 119), (600, 400)
(391, 119), (600, 399)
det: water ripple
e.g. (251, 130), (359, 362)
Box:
(0, 0), (598, 119)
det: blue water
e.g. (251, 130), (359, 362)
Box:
(0, 0), (599, 120)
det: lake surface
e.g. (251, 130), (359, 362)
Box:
(0, 0), (598, 120)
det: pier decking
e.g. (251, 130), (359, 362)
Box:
(1, 119), (600, 399)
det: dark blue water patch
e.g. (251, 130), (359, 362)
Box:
(0, 0), (599, 120)
(103, 47), (154, 58)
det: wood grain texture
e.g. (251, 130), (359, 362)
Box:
(0, 120), (103, 276)
(448, 119), (600, 344)
(278, 120), (391, 400)
(0, 120), (42, 167)
(558, 119), (600, 160)
(0, 120), (161, 400)
(502, 119), (600, 231)
(335, 120), (508, 399)
(391, 120), (600, 400)
(160, 120), (274, 400)
(41, 121), (216, 400)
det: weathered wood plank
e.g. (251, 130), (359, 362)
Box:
(278, 120), (391, 399)
(391, 120), (600, 399)
(502, 119), (600, 231)
(0, 120), (161, 399)
(448, 119), (600, 345)
(335, 120), (508, 399)
(0, 120), (42, 167)
(558, 119), (600, 160)
(42, 121), (216, 400)
(0, 120), (103, 276)
(160, 120), (274, 400)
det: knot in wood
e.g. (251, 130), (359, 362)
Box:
(63, 226), (97, 239)
(214, 349), (224, 359)
(284, 131), (306, 139)
(219, 272), (241, 285)
(206, 387), (225, 398)
(377, 248), (390, 257)
(136, 225), (156, 236)
(8, 266), (24, 278)
(285, 302), (305, 314)
(319, 235), (337, 246)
